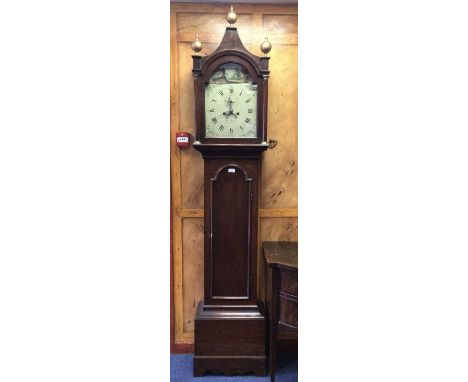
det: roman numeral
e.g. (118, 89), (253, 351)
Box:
(248, 109), (253, 113)
(245, 118), (251, 123)
(229, 87), (233, 93)
(229, 128), (233, 134)
(212, 117), (217, 123)
(209, 109), (215, 112)
(239, 90), (243, 96)
(211, 100), (217, 102)
(245, 99), (251, 103)
(219, 125), (224, 131)
(219, 90), (224, 96)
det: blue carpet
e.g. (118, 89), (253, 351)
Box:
(170, 353), (297, 382)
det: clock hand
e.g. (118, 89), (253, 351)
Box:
(224, 101), (234, 118)
(225, 110), (238, 119)
(226, 95), (235, 111)
(222, 93), (241, 119)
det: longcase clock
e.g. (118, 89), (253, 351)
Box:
(190, 8), (272, 377)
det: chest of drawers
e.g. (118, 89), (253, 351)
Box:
(263, 241), (298, 382)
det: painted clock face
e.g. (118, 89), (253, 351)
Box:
(204, 63), (257, 138)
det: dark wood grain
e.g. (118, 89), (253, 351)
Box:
(193, 302), (266, 376)
(210, 165), (251, 299)
(263, 241), (298, 382)
(269, 267), (280, 382)
(280, 270), (298, 296)
(192, 25), (269, 376)
(194, 157), (266, 375)
(278, 294), (298, 329)
(204, 158), (260, 306)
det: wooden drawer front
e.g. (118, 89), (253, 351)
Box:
(279, 296), (298, 329)
(280, 270), (298, 296)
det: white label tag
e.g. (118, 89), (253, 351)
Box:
(228, 168), (236, 173)
(176, 136), (189, 143)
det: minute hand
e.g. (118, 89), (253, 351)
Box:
(225, 110), (237, 119)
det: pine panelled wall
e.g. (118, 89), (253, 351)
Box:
(170, 3), (298, 347)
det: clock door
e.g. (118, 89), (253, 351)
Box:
(204, 159), (259, 306)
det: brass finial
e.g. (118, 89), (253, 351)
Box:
(260, 37), (272, 56)
(226, 5), (237, 25)
(191, 34), (202, 53)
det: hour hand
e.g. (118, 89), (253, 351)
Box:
(224, 110), (237, 119)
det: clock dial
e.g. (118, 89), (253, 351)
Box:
(204, 63), (257, 138)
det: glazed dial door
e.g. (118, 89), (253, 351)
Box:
(204, 63), (257, 138)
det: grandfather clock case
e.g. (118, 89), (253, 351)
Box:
(191, 21), (271, 377)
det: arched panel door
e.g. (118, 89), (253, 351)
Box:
(207, 164), (253, 303)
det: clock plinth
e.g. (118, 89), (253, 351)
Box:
(194, 302), (266, 377)
(191, 22), (270, 377)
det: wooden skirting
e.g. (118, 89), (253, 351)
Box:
(172, 342), (194, 354)
(180, 208), (298, 218)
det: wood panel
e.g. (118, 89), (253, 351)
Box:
(178, 41), (204, 209)
(170, 7), (186, 343)
(172, 3), (297, 15)
(171, 2), (297, 345)
(260, 44), (298, 209)
(263, 14), (298, 34)
(177, 12), (255, 35)
(182, 218), (204, 333)
(260, 217), (298, 242)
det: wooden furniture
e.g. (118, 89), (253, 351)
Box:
(170, 3), (298, 350)
(263, 241), (298, 382)
(191, 8), (271, 377)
